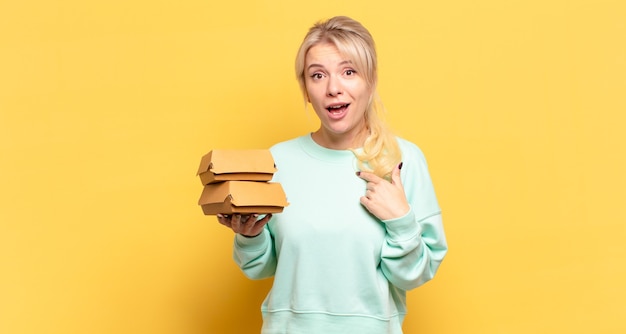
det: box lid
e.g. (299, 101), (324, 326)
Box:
(196, 149), (277, 176)
(198, 181), (289, 208)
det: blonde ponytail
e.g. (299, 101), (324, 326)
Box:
(351, 92), (401, 180)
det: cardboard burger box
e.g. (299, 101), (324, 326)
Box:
(197, 149), (277, 185)
(198, 181), (289, 215)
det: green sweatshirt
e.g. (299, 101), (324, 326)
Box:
(234, 134), (447, 334)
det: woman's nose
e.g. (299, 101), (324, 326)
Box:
(326, 76), (343, 96)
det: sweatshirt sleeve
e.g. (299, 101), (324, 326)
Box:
(232, 226), (277, 279)
(379, 141), (448, 291)
(381, 211), (447, 290)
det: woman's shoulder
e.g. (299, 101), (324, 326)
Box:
(396, 136), (427, 161)
(269, 135), (307, 154)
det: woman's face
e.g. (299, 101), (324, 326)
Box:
(304, 43), (372, 148)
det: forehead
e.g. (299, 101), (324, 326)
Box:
(305, 43), (351, 67)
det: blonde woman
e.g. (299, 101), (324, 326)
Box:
(217, 16), (448, 334)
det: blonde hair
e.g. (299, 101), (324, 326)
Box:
(295, 16), (401, 179)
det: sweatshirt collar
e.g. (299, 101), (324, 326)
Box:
(298, 133), (361, 163)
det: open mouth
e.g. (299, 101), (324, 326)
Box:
(326, 103), (350, 115)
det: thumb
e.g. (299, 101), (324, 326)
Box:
(391, 162), (403, 187)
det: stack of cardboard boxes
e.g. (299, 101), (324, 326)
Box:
(196, 149), (288, 215)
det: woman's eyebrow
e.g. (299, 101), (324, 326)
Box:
(307, 63), (324, 70)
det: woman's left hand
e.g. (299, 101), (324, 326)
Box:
(357, 163), (410, 221)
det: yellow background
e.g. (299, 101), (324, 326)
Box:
(1, 0), (624, 333)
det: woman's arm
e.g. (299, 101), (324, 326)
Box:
(358, 141), (448, 290)
(380, 211), (447, 290)
(233, 225), (277, 280)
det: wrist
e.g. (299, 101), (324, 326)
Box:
(239, 232), (262, 238)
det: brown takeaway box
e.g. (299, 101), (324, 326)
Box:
(197, 149), (277, 185)
(198, 181), (289, 215)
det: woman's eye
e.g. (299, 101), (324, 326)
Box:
(345, 69), (356, 76)
(311, 73), (323, 80)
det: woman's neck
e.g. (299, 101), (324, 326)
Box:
(311, 127), (369, 150)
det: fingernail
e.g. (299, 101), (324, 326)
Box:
(398, 162), (403, 170)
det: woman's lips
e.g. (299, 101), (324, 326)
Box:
(326, 103), (350, 119)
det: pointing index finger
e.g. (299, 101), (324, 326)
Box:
(356, 170), (382, 183)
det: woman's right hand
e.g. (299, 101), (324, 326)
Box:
(216, 213), (272, 237)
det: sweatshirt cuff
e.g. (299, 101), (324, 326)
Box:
(234, 228), (269, 250)
(382, 206), (421, 241)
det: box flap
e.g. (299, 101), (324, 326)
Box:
(197, 181), (231, 205)
(196, 149), (276, 175)
(198, 181), (288, 207)
(196, 151), (216, 175)
(228, 181), (289, 207)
